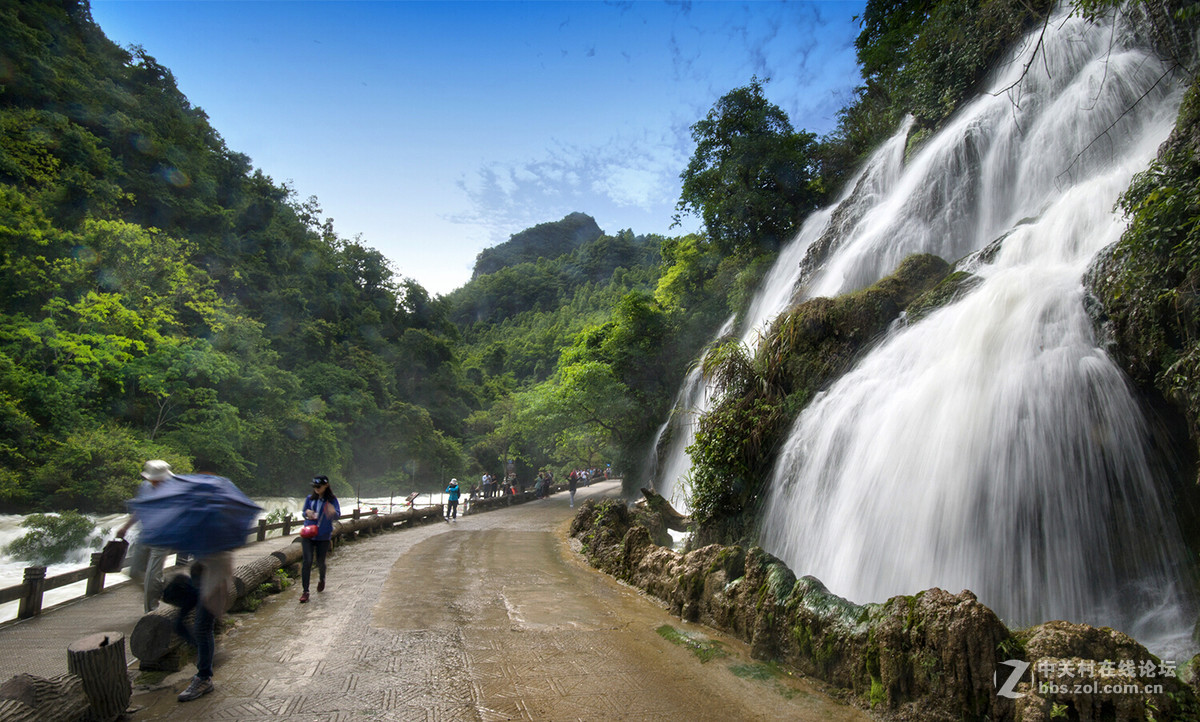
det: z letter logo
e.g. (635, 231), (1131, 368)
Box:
(995, 659), (1029, 699)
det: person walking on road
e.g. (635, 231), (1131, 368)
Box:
(175, 549), (234, 702)
(568, 472), (578, 508)
(299, 475), (340, 603)
(445, 478), (461, 521)
(116, 459), (175, 613)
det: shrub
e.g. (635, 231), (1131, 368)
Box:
(5, 510), (98, 564)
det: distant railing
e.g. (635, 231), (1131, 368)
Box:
(0, 506), (387, 622)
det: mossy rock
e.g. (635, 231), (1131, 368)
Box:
(688, 253), (951, 547)
(904, 270), (982, 323)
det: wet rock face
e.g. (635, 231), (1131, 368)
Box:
(1010, 621), (1199, 722)
(1082, 77), (1200, 489)
(569, 500), (1200, 721)
(865, 588), (1014, 721)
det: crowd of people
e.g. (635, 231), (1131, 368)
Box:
(469, 465), (611, 504)
(473, 471), (517, 499)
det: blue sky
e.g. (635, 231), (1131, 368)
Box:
(90, 1), (866, 295)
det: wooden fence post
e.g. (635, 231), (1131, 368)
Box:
(283, 515), (293, 536)
(85, 552), (105, 597)
(18, 566), (46, 619)
(257, 518), (267, 542)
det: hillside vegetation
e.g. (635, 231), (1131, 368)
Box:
(0, 0), (474, 506)
(1, 0), (1195, 527)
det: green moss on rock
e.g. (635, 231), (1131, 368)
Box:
(686, 253), (950, 547)
(569, 498), (1199, 720)
(905, 269), (982, 323)
(1085, 76), (1200, 487)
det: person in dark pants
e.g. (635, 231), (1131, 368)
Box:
(299, 476), (340, 603)
(175, 550), (233, 702)
(445, 478), (461, 521)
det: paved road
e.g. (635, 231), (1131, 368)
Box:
(130, 480), (870, 720)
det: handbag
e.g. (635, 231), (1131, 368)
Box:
(300, 499), (324, 539)
(98, 539), (129, 573)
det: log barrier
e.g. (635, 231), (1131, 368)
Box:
(0, 672), (89, 722)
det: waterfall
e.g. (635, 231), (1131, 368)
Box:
(758, 8), (1194, 657)
(647, 120), (915, 510)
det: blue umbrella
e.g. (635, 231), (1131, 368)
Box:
(127, 474), (263, 556)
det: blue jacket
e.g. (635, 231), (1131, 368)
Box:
(445, 483), (461, 502)
(302, 495), (341, 541)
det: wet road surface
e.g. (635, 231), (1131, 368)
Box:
(130, 481), (871, 721)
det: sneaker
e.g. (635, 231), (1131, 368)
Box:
(177, 676), (213, 702)
(317, 578), (325, 592)
(300, 591), (309, 603)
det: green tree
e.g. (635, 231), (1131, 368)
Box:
(5, 510), (99, 565)
(675, 78), (824, 257)
(32, 423), (187, 510)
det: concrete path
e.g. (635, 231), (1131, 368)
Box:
(25, 481), (872, 720)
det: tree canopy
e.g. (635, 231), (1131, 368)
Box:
(675, 78), (825, 258)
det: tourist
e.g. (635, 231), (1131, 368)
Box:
(445, 478), (461, 521)
(568, 471), (578, 508)
(116, 459), (175, 613)
(175, 549), (234, 702)
(299, 475), (340, 603)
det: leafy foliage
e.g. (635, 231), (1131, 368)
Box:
(675, 78), (824, 258)
(1088, 77), (1200, 470)
(5, 509), (98, 564)
(825, 0), (1056, 182)
(0, 1), (474, 506)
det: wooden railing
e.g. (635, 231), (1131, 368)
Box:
(251, 506), (378, 542)
(0, 506), (389, 622)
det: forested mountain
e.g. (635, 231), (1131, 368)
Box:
(0, 0), (719, 511)
(6, 0), (1192, 528)
(0, 0), (474, 507)
(470, 212), (603, 279)
(446, 223), (663, 378)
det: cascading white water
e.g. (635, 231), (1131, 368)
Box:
(645, 330), (724, 512)
(758, 8), (1194, 657)
(647, 120), (915, 510)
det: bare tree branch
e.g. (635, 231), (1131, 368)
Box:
(1056, 61), (1179, 185)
